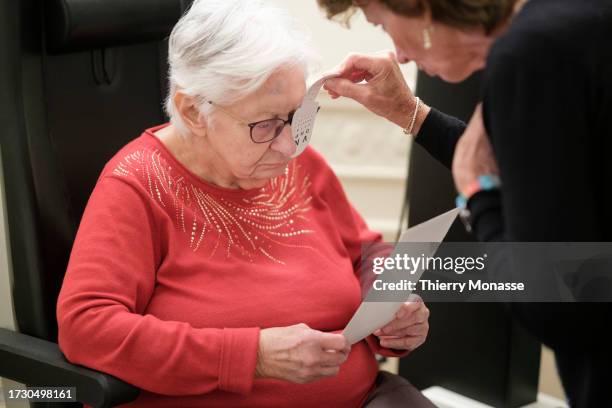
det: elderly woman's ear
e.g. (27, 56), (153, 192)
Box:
(173, 92), (208, 134)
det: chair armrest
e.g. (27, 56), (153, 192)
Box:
(0, 327), (139, 408)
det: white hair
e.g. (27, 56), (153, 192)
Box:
(165, 0), (316, 136)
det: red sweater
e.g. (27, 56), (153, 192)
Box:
(57, 125), (404, 407)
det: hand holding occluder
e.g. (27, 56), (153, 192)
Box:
(324, 51), (429, 133)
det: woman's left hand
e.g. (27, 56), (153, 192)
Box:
(373, 296), (430, 351)
(452, 104), (499, 196)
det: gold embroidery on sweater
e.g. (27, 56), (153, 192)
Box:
(113, 149), (314, 263)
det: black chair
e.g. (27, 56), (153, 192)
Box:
(0, 0), (190, 406)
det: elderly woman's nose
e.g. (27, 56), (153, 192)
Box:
(270, 126), (297, 157)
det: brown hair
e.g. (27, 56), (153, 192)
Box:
(317, 0), (518, 34)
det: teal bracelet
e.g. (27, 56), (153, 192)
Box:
(455, 174), (502, 209)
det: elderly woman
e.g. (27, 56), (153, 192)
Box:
(56, 0), (434, 407)
(318, 0), (612, 407)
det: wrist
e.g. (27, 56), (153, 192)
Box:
(395, 96), (430, 137)
(412, 103), (431, 137)
(255, 332), (269, 379)
(455, 174), (501, 232)
(402, 97), (421, 137)
(456, 174), (501, 207)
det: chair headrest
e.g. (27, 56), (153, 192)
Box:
(45, 0), (190, 53)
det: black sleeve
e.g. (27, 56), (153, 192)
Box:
(414, 103), (504, 242)
(467, 190), (504, 242)
(414, 107), (466, 170)
(471, 34), (596, 242)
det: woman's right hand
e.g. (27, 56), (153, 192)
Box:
(323, 51), (430, 135)
(256, 323), (351, 384)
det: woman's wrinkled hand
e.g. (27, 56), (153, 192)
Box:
(373, 296), (430, 351)
(452, 104), (500, 196)
(323, 51), (429, 132)
(256, 323), (351, 384)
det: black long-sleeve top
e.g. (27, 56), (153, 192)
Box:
(415, 0), (612, 243)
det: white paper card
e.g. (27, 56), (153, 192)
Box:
(342, 208), (459, 344)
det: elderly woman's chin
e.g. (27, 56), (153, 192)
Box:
(259, 161), (290, 176)
(245, 161), (291, 187)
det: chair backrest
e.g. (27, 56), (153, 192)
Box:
(0, 0), (189, 341)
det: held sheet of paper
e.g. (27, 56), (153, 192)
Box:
(342, 208), (459, 344)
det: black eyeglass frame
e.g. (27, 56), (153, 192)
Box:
(246, 111), (296, 144)
(207, 101), (320, 144)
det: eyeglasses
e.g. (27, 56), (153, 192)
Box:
(208, 101), (298, 144)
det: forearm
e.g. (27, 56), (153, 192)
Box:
(413, 107), (467, 170)
(58, 296), (259, 396)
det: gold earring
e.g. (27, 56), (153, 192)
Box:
(423, 26), (433, 50)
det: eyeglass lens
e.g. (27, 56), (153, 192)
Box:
(251, 119), (288, 143)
